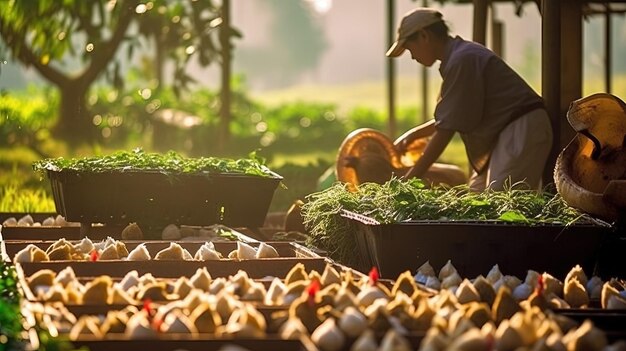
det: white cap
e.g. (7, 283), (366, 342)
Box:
(386, 8), (443, 57)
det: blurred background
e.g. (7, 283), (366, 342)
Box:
(0, 0), (624, 213)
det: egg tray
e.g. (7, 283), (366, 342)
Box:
(47, 169), (282, 228)
(68, 332), (427, 351)
(553, 308), (626, 341)
(342, 210), (612, 279)
(2, 240), (316, 262)
(0, 225), (122, 241)
(0, 216), (267, 242)
(36, 305), (425, 351)
(71, 336), (316, 351)
(16, 258), (333, 281)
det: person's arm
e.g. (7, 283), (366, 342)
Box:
(403, 128), (455, 179)
(393, 119), (436, 152)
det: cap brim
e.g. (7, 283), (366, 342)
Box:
(386, 39), (406, 57)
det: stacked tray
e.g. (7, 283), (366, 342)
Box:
(342, 210), (611, 279)
(7, 240), (331, 279)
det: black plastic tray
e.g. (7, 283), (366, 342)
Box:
(47, 169), (282, 228)
(72, 336), (315, 351)
(343, 211), (611, 279)
(552, 309), (626, 342)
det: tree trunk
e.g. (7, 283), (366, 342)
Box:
(54, 81), (96, 145)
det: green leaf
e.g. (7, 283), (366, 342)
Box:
(498, 210), (529, 223)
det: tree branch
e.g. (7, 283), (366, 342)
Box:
(79, 0), (139, 85)
(0, 24), (70, 87)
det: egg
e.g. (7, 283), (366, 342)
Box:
(194, 242), (221, 261)
(42, 217), (56, 226)
(356, 284), (388, 307)
(111, 285), (137, 305)
(438, 260), (458, 281)
(512, 283), (533, 301)
(446, 328), (489, 351)
(154, 242), (186, 260)
(98, 244), (119, 261)
(486, 264), (503, 284)
(379, 329), (412, 351)
(235, 242), (257, 260)
(311, 318), (345, 351)
(279, 317), (308, 340)
(173, 276), (194, 299)
(320, 264), (342, 287)
(255, 242), (279, 258)
(565, 264), (588, 288)
(73, 237), (95, 255)
(586, 276), (603, 299)
(82, 276), (112, 304)
(119, 270), (141, 291)
(350, 329), (378, 351)
(17, 214), (34, 226)
(121, 223), (143, 240)
(14, 244), (49, 263)
(162, 224), (181, 240)
(124, 311), (157, 339)
(54, 215), (68, 226)
(2, 217), (17, 226)
(541, 272), (564, 297)
(441, 271), (462, 290)
(564, 277), (589, 308)
(264, 278), (286, 306)
(160, 310), (198, 335)
(54, 267), (77, 287)
(337, 306), (367, 337)
(127, 243), (151, 261)
(456, 279), (481, 304)
(492, 287), (521, 324)
(189, 267), (212, 291)
(472, 275), (496, 305)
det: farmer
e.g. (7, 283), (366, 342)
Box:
(388, 8), (553, 191)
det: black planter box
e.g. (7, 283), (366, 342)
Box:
(47, 170), (282, 228)
(343, 210), (611, 280)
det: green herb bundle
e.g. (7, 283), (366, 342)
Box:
(301, 178), (590, 265)
(0, 263), (22, 350)
(33, 149), (275, 177)
(0, 263), (80, 351)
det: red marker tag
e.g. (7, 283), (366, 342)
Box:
(90, 250), (99, 262)
(307, 279), (320, 307)
(368, 266), (379, 286)
(536, 274), (545, 295)
(143, 298), (153, 315)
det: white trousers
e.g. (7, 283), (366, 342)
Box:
(469, 108), (553, 191)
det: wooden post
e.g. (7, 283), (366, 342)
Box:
(218, 0), (231, 152)
(541, 0), (561, 186)
(387, 0), (397, 138)
(605, 4), (612, 94)
(560, 2), (582, 148)
(490, 3), (504, 58)
(473, 0), (489, 45)
(421, 0), (429, 122)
